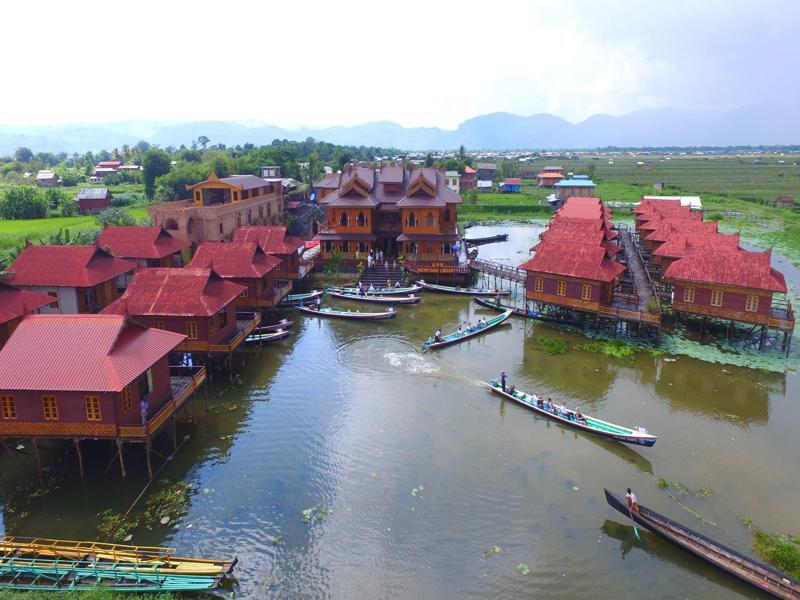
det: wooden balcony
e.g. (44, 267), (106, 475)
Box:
(671, 299), (794, 330)
(208, 313), (261, 353)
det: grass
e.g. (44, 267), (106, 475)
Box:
(753, 531), (800, 580)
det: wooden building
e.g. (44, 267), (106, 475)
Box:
(553, 178), (597, 202)
(315, 165), (462, 263)
(313, 172), (342, 203)
(147, 172), (283, 244)
(35, 170), (58, 187)
(6, 245), (137, 314)
(476, 163), (497, 181)
(460, 166), (476, 190)
(97, 226), (190, 268)
(651, 233), (740, 270)
(189, 242), (287, 308)
(234, 225), (309, 281)
(536, 172), (565, 187)
(445, 171), (461, 193)
(102, 268), (258, 356)
(75, 188), (113, 215)
(0, 283), (55, 348)
(0, 313), (205, 477)
(501, 178), (522, 193)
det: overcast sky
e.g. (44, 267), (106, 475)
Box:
(3, 0), (798, 129)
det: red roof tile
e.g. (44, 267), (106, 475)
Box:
(519, 241), (626, 282)
(8, 245), (137, 287)
(464, 166), (476, 174)
(504, 178), (522, 185)
(97, 226), (190, 260)
(102, 268), (244, 317)
(0, 314), (184, 392)
(652, 233), (740, 258)
(644, 220), (718, 242)
(663, 249), (787, 293)
(234, 226), (304, 255)
(0, 282), (56, 325)
(537, 172), (565, 178)
(189, 242), (281, 278)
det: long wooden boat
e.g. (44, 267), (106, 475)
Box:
(417, 280), (511, 297)
(298, 305), (397, 320)
(254, 319), (293, 334)
(604, 489), (800, 599)
(423, 309), (512, 350)
(331, 284), (422, 296)
(246, 329), (291, 344)
(485, 380), (657, 447)
(280, 290), (323, 305)
(328, 290), (421, 305)
(465, 233), (508, 246)
(473, 297), (564, 323)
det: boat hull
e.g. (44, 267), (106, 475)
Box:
(328, 291), (421, 305)
(280, 290), (323, 306)
(418, 281), (511, 297)
(604, 489), (800, 599)
(245, 330), (290, 344)
(423, 310), (512, 349)
(254, 320), (294, 334)
(486, 382), (657, 447)
(298, 306), (396, 320)
(331, 285), (422, 296)
(466, 234), (508, 246)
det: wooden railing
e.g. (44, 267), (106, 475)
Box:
(208, 313), (261, 353)
(470, 259), (527, 283)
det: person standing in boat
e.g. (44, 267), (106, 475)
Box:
(358, 281), (366, 296)
(500, 370), (507, 391)
(626, 488), (640, 514)
(315, 296), (322, 310)
(495, 289), (502, 306)
(434, 328), (442, 343)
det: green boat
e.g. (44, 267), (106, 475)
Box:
(422, 309), (512, 349)
(280, 290), (323, 305)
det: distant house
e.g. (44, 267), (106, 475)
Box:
(501, 178), (522, 193)
(536, 166), (565, 187)
(96, 160), (122, 170)
(0, 282), (56, 348)
(313, 172), (341, 203)
(476, 163), (497, 181)
(97, 226), (190, 269)
(75, 188), (113, 215)
(445, 171), (461, 193)
(235, 225), (311, 281)
(553, 178), (597, 202)
(92, 167), (118, 178)
(776, 195), (795, 208)
(261, 166), (281, 179)
(460, 165), (476, 190)
(36, 170), (58, 187)
(476, 180), (494, 193)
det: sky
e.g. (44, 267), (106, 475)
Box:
(2, 0), (798, 129)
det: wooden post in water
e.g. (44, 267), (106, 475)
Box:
(171, 413), (178, 451)
(74, 438), (84, 478)
(31, 438), (41, 475)
(116, 439), (126, 478)
(145, 438), (154, 479)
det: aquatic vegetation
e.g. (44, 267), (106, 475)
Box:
(575, 339), (635, 359)
(696, 487), (714, 498)
(742, 516), (753, 528)
(97, 481), (191, 542)
(482, 545), (502, 559)
(517, 563), (531, 576)
(753, 531), (800, 579)
(656, 478), (690, 495)
(411, 484), (425, 497)
(302, 507), (329, 524)
(536, 336), (568, 355)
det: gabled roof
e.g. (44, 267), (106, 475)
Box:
(320, 167), (461, 208)
(554, 179), (596, 188)
(464, 166), (477, 174)
(188, 172), (269, 191)
(102, 268), (244, 317)
(98, 226), (190, 260)
(0, 282), (56, 326)
(234, 226), (305, 255)
(378, 165), (404, 184)
(76, 188), (111, 200)
(504, 178), (522, 185)
(0, 314), (185, 392)
(36, 170), (56, 180)
(314, 173), (341, 189)
(8, 245), (137, 288)
(97, 161), (122, 167)
(520, 241), (625, 282)
(477, 163), (497, 170)
(652, 233), (740, 259)
(663, 249), (787, 293)
(189, 242), (281, 278)
(537, 172), (564, 178)
(644, 220), (718, 242)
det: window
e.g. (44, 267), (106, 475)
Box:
(47, 291), (59, 309)
(534, 277), (544, 293)
(581, 284), (592, 301)
(85, 396), (101, 421)
(137, 370), (153, 401)
(444, 208), (451, 222)
(1, 395), (16, 420)
(241, 286), (249, 297)
(423, 212), (434, 227)
(710, 289), (723, 307)
(186, 321), (198, 339)
(152, 320), (164, 330)
(340, 212), (349, 226)
(218, 309), (229, 330)
(356, 212), (366, 226)
(683, 286), (695, 303)
(408, 212), (417, 227)
(42, 395), (59, 420)
(557, 280), (567, 296)
(121, 387), (133, 413)
(324, 241), (332, 252)
(339, 242), (348, 253)
(745, 295), (759, 312)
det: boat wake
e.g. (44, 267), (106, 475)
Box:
(384, 351), (440, 375)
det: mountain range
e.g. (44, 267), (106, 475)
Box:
(1, 102), (798, 155)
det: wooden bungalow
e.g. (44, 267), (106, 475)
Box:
(75, 188), (113, 215)
(0, 282), (56, 348)
(35, 170), (58, 187)
(476, 163), (497, 181)
(101, 268), (259, 356)
(460, 166), (476, 190)
(0, 313), (206, 477)
(536, 224), (621, 257)
(189, 242), (286, 308)
(553, 178), (596, 202)
(641, 220), (719, 253)
(663, 249), (794, 344)
(97, 226), (190, 268)
(501, 178), (522, 193)
(234, 225), (307, 281)
(651, 233), (740, 270)
(536, 172), (565, 187)
(6, 245), (137, 314)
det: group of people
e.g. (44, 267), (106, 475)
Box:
(432, 318), (489, 343)
(364, 249), (398, 273)
(357, 280), (402, 296)
(499, 371), (587, 424)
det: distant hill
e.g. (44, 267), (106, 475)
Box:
(1, 102), (798, 154)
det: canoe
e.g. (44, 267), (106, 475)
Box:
(253, 319), (293, 334)
(245, 329), (290, 344)
(423, 309), (512, 350)
(485, 380), (657, 446)
(473, 297), (564, 323)
(298, 306), (397, 320)
(328, 291), (421, 305)
(331, 285), (422, 296)
(418, 280), (511, 297)
(604, 489), (800, 599)
(465, 233), (508, 246)
(280, 290), (323, 305)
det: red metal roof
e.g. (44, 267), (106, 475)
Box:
(537, 172), (565, 178)
(663, 249), (787, 293)
(504, 178), (522, 185)
(102, 268), (244, 317)
(652, 233), (740, 258)
(0, 282), (56, 325)
(644, 220), (718, 242)
(464, 166), (476, 174)
(234, 226), (305, 255)
(0, 314), (184, 392)
(189, 242), (281, 279)
(97, 226), (190, 260)
(8, 245), (137, 288)
(519, 241), (626, 282)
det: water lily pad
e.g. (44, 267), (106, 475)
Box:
(572, 486), (580, 491)
(482, 545), (502, 558)
(517, 563), (531, 576)
(411, 488), (419, 497)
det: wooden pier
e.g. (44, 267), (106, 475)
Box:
(470, 259), (526, 284)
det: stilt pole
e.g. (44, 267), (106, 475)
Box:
(145, 438), (153, 479)
(74, 438), (85, 478)
(116, 438), (126, 478)
(32, 438), (42, 474)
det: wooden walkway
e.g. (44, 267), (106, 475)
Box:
(620, 229), (656, 313)
(470, 259), (526, 284)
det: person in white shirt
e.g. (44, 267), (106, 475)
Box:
(625, 488), (639, 514)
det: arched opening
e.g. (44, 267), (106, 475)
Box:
(165, 218), (179, 231)
(423, 212), (434, 227)
(407, 212), (416, 227)
(186, 218), (194, 235)
(219, 223), (224, 237)
(324, 241), (332, 252)
(356, 212), (366, 226)
(444, 208), (451, 222)
(339, 242), (348, 253)
(339, 212), (349, 226)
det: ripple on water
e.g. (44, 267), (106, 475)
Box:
(336, 336), (440, 376)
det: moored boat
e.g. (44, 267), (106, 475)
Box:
(474, 296), (565, 323)
(604, 489), (800, 599)
(246, 329), (291, 344)
(253, 319), (293, 334)
(328, 290), (421, 304)
(331, 284), (422, 296)
(465, 233), (508, 246)
(418, 280), (511, 297)
(423, 309), (512, 349)
(298, 305), (397, 320)
(485, 380), (657, 447)
(280, 290), (323, 305)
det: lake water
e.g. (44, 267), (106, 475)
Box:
(1, 224), (798, 599)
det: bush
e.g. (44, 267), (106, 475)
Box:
(0, 185), (48, 219)
(56, 167), (84, 186)
(111, 192), (145, 207)
(646, 297), (660, 314)
(58, 194), (76, 217)
(95, 207), (136, 227)
(536, 336), (568, 355)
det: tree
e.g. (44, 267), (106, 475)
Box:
(301, 152), (322, 199)
(134, 140), (151, 155)
(14, 147), (33, 163)
(206, 152), (233, 178)
(56, 167), (84, 186)
(466, 188), (478, 206)
(141, 148), (172, 198)
(42, 187), (66, 210)
(58, 194), (76, 217)
(197, 135), (210, 150)
(425, 152), (434, 167)
(458, 145), (466, 161)
(95, 207), (136, 227)
(0, 186), (48, 219)
(585, 164), (597, 182)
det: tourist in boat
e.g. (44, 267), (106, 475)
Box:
(508, 384), (516, 396)
(358, 282), (366, 296)
(434, 328), (442, 343)
(575, 408), (587, 424)
(369, 283), (376, 293)
(315, 297), (322, 310)
(626, 488), (640, 514)
(500, 370), (507, 391)
(394, 281), (401, 288)
(387, 277), (392, 288)
(536, 396), (544, 409)
(457, 324), (463, 336)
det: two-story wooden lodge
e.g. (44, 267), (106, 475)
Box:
(651, 233), (741, 270)
(0, 282), (55, 348)
(102, 268), (259, 356)
(641, 220), (719, 253)
(233, 225), (308, 281)
(97, 226), (190, 268)
(189, 242), (286, 308)
(315, 166), (462, 263)
(7, 245), (137, 313)
(0, 313), (206, 477)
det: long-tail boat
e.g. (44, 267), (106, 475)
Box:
(246, 329), (291, 344)
(417, 280), (511, 297)
(253, 319), (293, 334)
(328, 290), (421, 305)
(280, 290), (323, 305)
(423, 309), (512, 350)
(485, 380), (657, 447)
(604, 489), (800, 599)
(298, 305), (397, 321)
(465, 233), (508, 246)
(331, 284), (422, 296)
(473, 297), (563, 323)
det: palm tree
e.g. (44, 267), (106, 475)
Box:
(301, 152), (322, 200)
